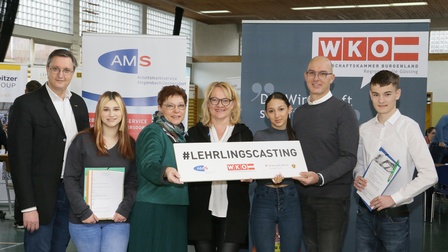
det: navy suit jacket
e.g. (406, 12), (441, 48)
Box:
(8, 85), (89, 224)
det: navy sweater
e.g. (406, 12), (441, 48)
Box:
(292, 96), (359, 198)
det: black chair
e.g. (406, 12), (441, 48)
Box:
(431, 165), (448, 222)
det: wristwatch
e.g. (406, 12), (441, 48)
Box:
(317, 173), (324, 186)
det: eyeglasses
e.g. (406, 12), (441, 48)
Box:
(209, 97), (232, 106)
(163, 103), (186, 110)
(49, 67), (74, 76)
(305, 71), (333, 80)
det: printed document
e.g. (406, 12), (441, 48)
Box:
(357, 147), (401, 211)
(84, 167), (125, 219)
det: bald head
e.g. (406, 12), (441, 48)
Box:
(304, 56), (335, 101)
(307, 56), (333, 73)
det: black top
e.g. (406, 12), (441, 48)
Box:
(187, 122), (253, 244)
(0, 122), (6, 151)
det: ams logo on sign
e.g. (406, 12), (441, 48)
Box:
(318, 37), (419, 61)
(98, 49), (151, 74)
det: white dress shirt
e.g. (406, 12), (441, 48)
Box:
(353, 109), (438, 206)
(46, 84), (78, 178)
(307, 90), (332, 105)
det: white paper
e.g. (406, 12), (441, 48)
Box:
(174, 141), (308, 182)
(84, 168), (125, 220)
(357, 149), (401, 211)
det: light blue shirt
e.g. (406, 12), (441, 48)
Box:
(432, 114), (448, 145)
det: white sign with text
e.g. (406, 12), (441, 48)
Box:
(174, 141), (308, 182)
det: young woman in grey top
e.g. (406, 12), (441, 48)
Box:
(250, 92), (302, 252)
(64, 91), (137, 252)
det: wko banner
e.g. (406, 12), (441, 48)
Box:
(313, 32), (427, 88)
(240, 20), (429, 252)
(82, 34), (187, 139)
(241, 20), (429, 131)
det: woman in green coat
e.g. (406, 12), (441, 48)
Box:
(128, 85), (188, 252)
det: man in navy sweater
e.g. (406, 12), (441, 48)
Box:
(293, 56), (359, 252)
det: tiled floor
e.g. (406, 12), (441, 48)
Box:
(0, 213), (77, 252)
(423, 196), (448, 252)
(1, 201), (448, 252)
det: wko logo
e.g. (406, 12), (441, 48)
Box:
(318, 36), (419, 61)
(227, 164), (255, 171)
(98, 49), (151, 74)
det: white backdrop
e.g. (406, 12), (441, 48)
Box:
(82, 34), (188, 140)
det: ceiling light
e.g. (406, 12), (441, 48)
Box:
(325, 5), (356, 9)
(291, 2), (428, 11)
(358, 4), (389, 8)
(200, 10), (231, 14)
(391, 2), (428, 6)
(292, 6), (323, 10)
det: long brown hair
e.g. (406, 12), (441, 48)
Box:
(91, 91), (135, 160)
(265, 92), (296, 140)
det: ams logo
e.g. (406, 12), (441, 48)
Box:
(98, 49), (151, 74)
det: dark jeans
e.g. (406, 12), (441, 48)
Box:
(24, 182), (70, 252)
(300, 195), (350, 252)
(250, 185), (302, 252)
(356, 203), (410, 252)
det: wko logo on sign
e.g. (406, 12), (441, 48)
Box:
(98, 49), (151, 74)
(227, 164), (255, 171)
(318, 36), (420, 61)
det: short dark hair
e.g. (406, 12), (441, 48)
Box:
(425, 126), (435, 137)
(46, 49), (78, 70)
(370, 70), (400, 89)
(157, 85), (187, 105)
(25, 80), (42, 93)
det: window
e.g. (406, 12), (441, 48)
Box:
(147, 7), (193, 56)
(34, 44), (67, 66)
(16, 0), (72, 33)
(429, 31), (448, 54)
(80, 0), (141, 34)
(3, 37), (31, 64)
(3, 37), (67, 66)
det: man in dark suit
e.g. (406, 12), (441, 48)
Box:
(8, 80), (42, 229)
(8, 49), (89, 251)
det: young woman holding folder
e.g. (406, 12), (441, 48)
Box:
(64, 91), (137, 252)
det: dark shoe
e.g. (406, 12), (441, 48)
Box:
(14, 223), (24, 229)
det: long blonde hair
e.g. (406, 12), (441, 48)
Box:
(200, 81), (241, 127)
(90, 91), (135, 160)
